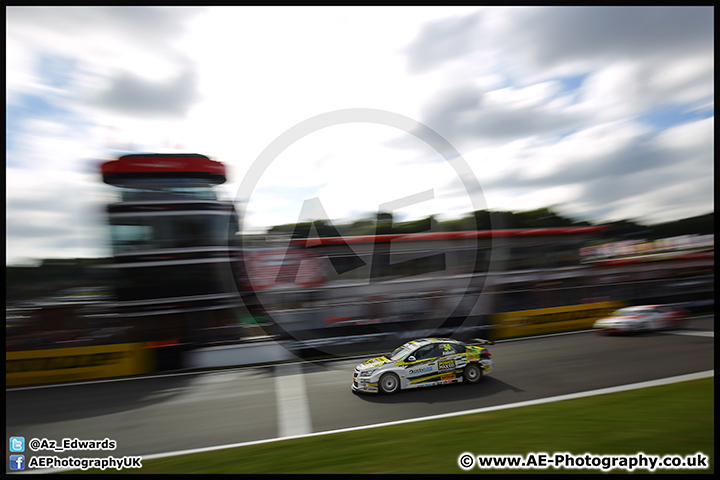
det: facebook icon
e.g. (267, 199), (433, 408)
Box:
(10, 455), (25, 471)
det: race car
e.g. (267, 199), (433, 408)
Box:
(352, 337), (493, 394)
(593, 304), (689, 334)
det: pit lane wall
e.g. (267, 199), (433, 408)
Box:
(6, 343), (152, 387)
(490, 300), (624, 340)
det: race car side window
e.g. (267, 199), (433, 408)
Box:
(413, 344), (437, 360)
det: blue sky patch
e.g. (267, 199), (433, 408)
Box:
(557, 73), (588, 94)
(638, 104), (713, 130)
(38, 54), (79, 90)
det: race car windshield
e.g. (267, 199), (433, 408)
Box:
(389, 344), (415, 361)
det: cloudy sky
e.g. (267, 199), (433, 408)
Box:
(6, 6), (714, 265)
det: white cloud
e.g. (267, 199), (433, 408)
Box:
(5, 6), (714, 264)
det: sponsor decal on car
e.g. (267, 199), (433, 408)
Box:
(438, 359), (455, 371)
(360, 357), (388, 368)
(408, 366), (433, 375)
(441, 344), (456, 355)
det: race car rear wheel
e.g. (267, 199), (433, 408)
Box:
(379, 372), (400, 394)
(463, 363), (483, 384)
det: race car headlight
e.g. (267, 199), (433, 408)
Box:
(359, 370), (373, 377)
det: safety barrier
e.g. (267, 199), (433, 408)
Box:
(491, 301), (624, 339)
(6, 343), (152, 387)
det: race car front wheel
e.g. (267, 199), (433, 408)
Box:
(463, 363), (483, 384)
(379, 372), (400, 394)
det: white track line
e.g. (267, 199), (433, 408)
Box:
(274, 362), (312, 438)
(661, 330), (714, 337)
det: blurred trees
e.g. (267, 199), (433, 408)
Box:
(268, 207), (597, 237)
(646, 212), (714, 239)
(264, 208), (713, 239)
(6, 258), (112, 304)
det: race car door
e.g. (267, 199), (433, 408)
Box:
(436, 342), (466, 377)
(404, 344), (440, 382)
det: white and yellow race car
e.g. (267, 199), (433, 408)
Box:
(352, 337), (494, 394)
